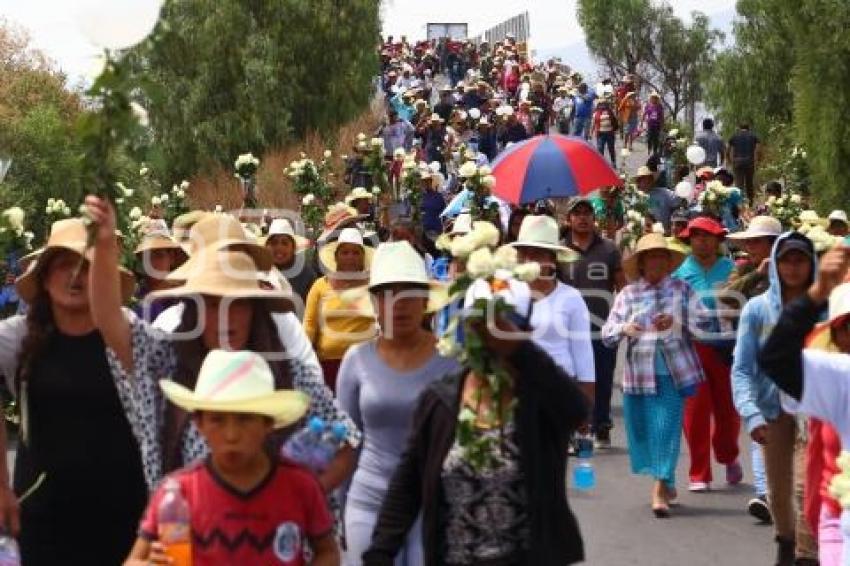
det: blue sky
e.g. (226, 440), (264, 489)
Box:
(1, 0), (738, 83)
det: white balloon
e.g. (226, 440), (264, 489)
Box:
(686, 144), (706, 166)
(675, 181), (694, 201)
(76, 0), (164, 50)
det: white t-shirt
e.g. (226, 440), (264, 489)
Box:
(782, 348), (850, 445)
(153, 304), (320, 368)
(529, 282), (596, 383)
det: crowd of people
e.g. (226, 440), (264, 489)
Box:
(0, 33), (848, 566)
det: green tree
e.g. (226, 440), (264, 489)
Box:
(127, 0), (380, 183)
(577, 0), (722, 121)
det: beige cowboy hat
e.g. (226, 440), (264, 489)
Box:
(318, 203), (367, 243)
(635, 165), (655, 179)
(134, 233), (189, 257)
(622, 233), (687, 281)
(344, 187), (376, 205)
(727, 216), (783, 241)
(149, 250), (294, 313)
(172, 210), (210, 243)
(262, 218), (309, 250)
(509, 215), (578, 263)
(367, 241), (449, 313)
(168, 214), (273, 281)
(160, 349), (309, 428)
(319, 227), (375, 273)
(16, 218), (135, 304)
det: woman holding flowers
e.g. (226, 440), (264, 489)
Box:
(363, 230), (589, 566)
(0, 218), (147, 565)
(602, 233), (708, 517)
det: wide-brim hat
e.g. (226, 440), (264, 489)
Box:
(345, 187), (376, 206)
(160, 349), (309, 428)
(509, 215), (578, 263)
(172, 210), (211, 243)
(318, 204), (368, 243)
(16, 218), (135, 304)
(134, 234), (189, 258)
(635, 165), (654, 179)
(622, 233), (687, 281)
(262, 218), (310, 250)
(168, 214), (273, 280)
(149, 250), (294, 313)
(367, 241), (448, 313)
(727, 216), (783, 240)
(318, 227), (374, 273)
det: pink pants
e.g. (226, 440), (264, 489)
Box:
(819, 505), (843, 566)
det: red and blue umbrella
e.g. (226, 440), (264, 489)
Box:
(491, 134), (623, 204)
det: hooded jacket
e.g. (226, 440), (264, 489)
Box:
(731, 231), (817, 432)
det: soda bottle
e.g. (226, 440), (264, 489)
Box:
(281, 416), (325, 469)
(0, 530), (20, 566)
(158, 478), (192, 566)
(572, 436), (596, 491)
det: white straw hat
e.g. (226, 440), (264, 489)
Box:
(264, 218), (309, 250)
(509, 215), (578, 262)
(726, 216), (783, 240)
(318, 227), (374, 273)
(159, 350), (308, 428)
(367, 241), (449, 313)
(344, 186), (376, 205)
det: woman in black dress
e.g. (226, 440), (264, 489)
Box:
(0, 218), (147, 565)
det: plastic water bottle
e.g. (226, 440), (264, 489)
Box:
(157, 478), (192, 566)
(0, 530), (20, 566)
(572, 436), (596, 491)
(281, 416), (326, 469)
(314, 422), (348, 472)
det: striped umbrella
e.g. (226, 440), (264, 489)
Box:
(491, 134), (623, 204)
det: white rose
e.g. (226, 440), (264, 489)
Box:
(767, 196), (777, 205)
(180, 180), (190, 190)
(123, 187), (134, 198)
(323, 150), (332, 159)
(514, 261), (541, 282)
(130, 102), (149, 127)
(776, 197), (786, 206)
(370, 137), (384, 148)
(129, 207), (142, 220)
(466, 247), (495, 278)
(302, 194), (315, 205)
(471, 221), (500, 248)
(493, 245), (518, 270)
(450, 234), (476, 258)
(357, 141), (367, 151)
(115, 198), (124, 205)
(151, 196), (161, 206)
(478, 164), (492, 176)
(357, 133), (367, 142)
(3, 207), (25, 230)
(801, 150), (807, 159)
(160, 193), (169, 203)
(482, 175), (496, 189)
(63, 206), (71, 216)
(707, 193), (717, 202)
(371, 186), (381, 195)
(436, 335), (461, 358)
(139, 167), (149, 176)
(790, 194), (802, 204)
(47, 198), (55, 207)
(458, 161), (478, 178)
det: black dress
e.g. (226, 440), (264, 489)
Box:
(14, 330), (147, 565)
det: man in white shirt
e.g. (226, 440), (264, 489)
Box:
(510, 215), (596, 402)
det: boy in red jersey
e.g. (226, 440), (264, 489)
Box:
(125, 349), (339, 566)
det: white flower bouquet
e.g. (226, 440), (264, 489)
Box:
(234, 153), (260, 180)
(766, 192), (804, 230)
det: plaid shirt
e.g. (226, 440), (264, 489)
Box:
(602, 276), (710, 395)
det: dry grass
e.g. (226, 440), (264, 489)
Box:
(186, 99), (384, 213)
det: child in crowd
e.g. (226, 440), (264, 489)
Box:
(124, 349), (340, 566)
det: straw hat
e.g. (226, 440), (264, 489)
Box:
(318, 203), (367, 243)
(16, 218), (135, 304)
(172, 210), (210, 243)
(345, 187), (375, 205)
(168, 214), (273, 281)
(367, 241), (449, 313)
(635, 165), (654, 179)
(263, 218), (309, 250)
(727, 216), (783, 241)
(318, 227), (374, 273)
(148, 250), (293, 313)
(509, 215), (578, 263)
(159, 349), (308, 428)
(134, 233), (188, 257)
(622, 233), (687, 281)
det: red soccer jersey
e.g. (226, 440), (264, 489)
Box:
(140, 459), (332, 566)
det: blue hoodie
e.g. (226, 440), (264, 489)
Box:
(731, 232), (818, 432)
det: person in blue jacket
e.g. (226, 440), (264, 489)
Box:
(731, 231), (818, 566)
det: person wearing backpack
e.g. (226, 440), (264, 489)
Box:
(591, 98), (619, 166)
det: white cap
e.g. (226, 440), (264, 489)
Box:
(829, 210), (849, 224)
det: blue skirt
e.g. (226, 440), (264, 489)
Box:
(622, 362), (684, 486)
